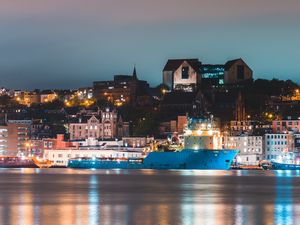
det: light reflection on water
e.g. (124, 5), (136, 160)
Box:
(0, 169), (300, 225)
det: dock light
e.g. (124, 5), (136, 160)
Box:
(208, 130), (213, 136)
(196, 130), (203, 136)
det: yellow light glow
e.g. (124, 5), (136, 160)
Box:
(196, 130), (202, 136)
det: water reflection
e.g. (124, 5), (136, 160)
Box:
(88, 175), (99, 225)
(275, 171), (293, 225)
(0, 169), (300, 225)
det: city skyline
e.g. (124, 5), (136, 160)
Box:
(1, 0), (300, 89)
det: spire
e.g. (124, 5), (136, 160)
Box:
(132, 65), (137, 80)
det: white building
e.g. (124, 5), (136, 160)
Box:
(163, 59), (201, 92)
(264, 133), (294, 161)
(68, 108), (118, 140)
(44, 149), (144, 167)
(224, 135), (263, 165)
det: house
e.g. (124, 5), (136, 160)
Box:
(224, 58), (253, 85)
(163, 59), (202, 92)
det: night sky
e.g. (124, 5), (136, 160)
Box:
(1, 0), (300, 89)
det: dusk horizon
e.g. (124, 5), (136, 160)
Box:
(1, 0), (300, 89)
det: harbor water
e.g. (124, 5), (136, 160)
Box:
(0, 169), (300, 225)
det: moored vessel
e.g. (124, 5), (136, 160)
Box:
(0, 156), (37, 168)
(262, 153), (300, 170)
(32, 157), (52, 168)
(68, 116), (239, 170)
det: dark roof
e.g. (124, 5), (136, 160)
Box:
(163, 59), (201, 72)
(69, 115), (101, 123)
(224, 58), (248, 71)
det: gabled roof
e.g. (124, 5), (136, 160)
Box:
(163, 59), (201, 72)
(224, 58), (252, 72)
(69, 115), (101, 124)
(224, 58), (241, 71)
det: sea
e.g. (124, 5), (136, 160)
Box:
(0, 169), (300, 225)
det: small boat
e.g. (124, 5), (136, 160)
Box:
(262, 153), (300, 170)
(267, 161), (300, 170)
(32, 157), (52, 168)
(0, 156), (37, 168)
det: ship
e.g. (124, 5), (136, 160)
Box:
(262, 153), (300, 170)
(68, 116), (239, 170)
(0, 156), (38, 168)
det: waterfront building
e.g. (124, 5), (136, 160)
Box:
(13, 90), (40, 106)
(294, 133), (300, 155)
(159, 115), (188, 135)
(40, 90), (57, 103)
(69, 110), (116, 140)
(75, 87), (93, 100)
(229, 120), (256, 135)
(272, 118), (300, 133)
(264, 133), (294, 160)
(0, 119), (31, 156)
(44, 149), (144, 167)
(93, 67), (150, 106)
(162, 58), (253, 91)
(68, 108), (129, 140)
(163, 59), (202, 92)
(224, 58), (253, 85)
(224, 135), (263, 165)
(201, 64), (225, 86)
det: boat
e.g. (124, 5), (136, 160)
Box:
(32, 157), (52, 168)
(263, 161), (300, 170)
(0, 156), (38, 168)
(262, 153), (300, 170)
(67, 116), (239, 170)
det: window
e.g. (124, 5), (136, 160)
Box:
(181, 66), (189, 79)
(237, 65), (244, 79)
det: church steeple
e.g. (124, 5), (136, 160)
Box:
(132, 65), (137, 80)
